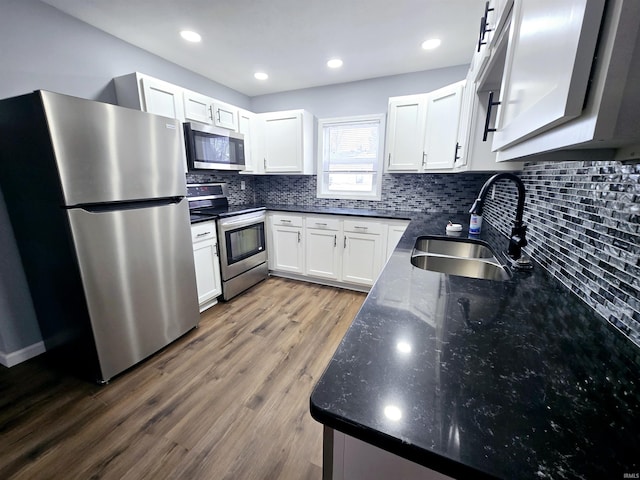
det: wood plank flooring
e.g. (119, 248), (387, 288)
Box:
(0, 277), (365, 479)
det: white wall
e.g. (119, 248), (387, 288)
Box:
(250, 65), (468, 117)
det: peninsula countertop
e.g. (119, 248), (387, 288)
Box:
(310, 211), (640, 479)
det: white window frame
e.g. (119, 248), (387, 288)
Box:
(316, 114), (385, 201)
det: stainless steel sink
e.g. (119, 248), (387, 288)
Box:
(411, 236), (511, 281)
(413, 237), (495, 259)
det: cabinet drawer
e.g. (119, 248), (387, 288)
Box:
(191, 221), (217, 243)
(343, 219), (383, 235)
(271, 213), (303, 228)
(306, 216), (340, 231)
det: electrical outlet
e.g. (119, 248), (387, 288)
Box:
(241, 181), (246, 191)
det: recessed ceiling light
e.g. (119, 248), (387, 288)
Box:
(327, 58), (343, 69)
(254, 72), (269, 81)
(180, 30), (201, 43)
(421, 38), (441, 50)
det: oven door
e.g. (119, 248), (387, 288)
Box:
(217, 211), (267, 280)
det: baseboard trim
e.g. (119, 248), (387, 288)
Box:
(0, 341), (46, 368)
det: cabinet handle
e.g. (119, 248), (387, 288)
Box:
(334, 234), (337, 247)
(263, 158), (267, 169)
(344, 237), (347, 248)
(196, 231), (211, 237)
(281, 219), (292, 223)
(388, 153), (391, 167)
(354, 226), (368, 230)
(482, 91), (501, 142)
(454, 142), (461, 161)
(422, 152), (427, 168)
(208, 105), (214, 121)
(214, 242), (218, 257)
(315, 222), (327, 226)
(298, 231), (301, 243)
(216, 109), (221, 123)
(476, 2), (494, 52)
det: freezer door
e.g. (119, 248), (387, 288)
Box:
(40, 91), (186, 206)
(66, 199), (199, 382)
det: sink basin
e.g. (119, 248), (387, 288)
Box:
(411, 254), (511, 281)
(413, 237), (495, 259)
(411, 236), (511, 281)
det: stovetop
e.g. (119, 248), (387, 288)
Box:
(187, 182), (265, 224)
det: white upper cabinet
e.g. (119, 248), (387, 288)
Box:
(423, 82), (464, 170)
(491, 0), (606, 151)
(475, 0), (640, 161)
(455, 70), (523, 172)
(212, 101), (238, 130)
(385, 82), (465, 173)
(385, 95), (427, 171)
(113, 73), (185, 120)
(238, 108), (259, 174)
(258, 110), (315, 174)
(183, 90), (213, 124)
(141, 77), (185, 119)
(183, 91), (238, 130)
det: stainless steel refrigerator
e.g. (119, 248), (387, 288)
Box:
(0, 91), (200, 383)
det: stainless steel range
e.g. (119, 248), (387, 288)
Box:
(187, 183), (268, 300)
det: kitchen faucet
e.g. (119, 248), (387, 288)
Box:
(469, 172), (532, 268)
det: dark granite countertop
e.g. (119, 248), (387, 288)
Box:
(190, 203), (412, 224)
(249, 203), (414, 220)
(310, 212), (640, 479)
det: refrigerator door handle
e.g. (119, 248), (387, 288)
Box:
(73, 196), (184, 213)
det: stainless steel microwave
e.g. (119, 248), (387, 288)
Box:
(183, 122), (245, 171)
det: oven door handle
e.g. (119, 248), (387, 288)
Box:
(219, 212), (265, 230)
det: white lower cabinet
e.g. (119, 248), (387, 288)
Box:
(328, 429), (454, 480)
(342, 219), (384, 286)
(385, 220), (410, 260)
(269, 213), (304, 274)
(305, 216), (341, 280)
(270, 212), (405, 290)
(191, 221), (222, 312)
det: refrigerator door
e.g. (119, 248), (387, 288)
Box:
(66, 199), (199, 382)
(39, 91), (186, 206)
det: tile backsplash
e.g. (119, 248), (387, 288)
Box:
(252, 173), (491, 213)
(482, 161), (640, 348)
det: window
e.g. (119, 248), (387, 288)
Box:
(317, 114), (385, 201)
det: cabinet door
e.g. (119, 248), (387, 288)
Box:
(141, 77), (184, 119)
(271, 225), (304, 273)
(212, 102), (238, 130)
(423, 82), (464, 170)
(193, 238), (222, 309)
(263, 112), (303, 172)
(183, 90), (213, 124)
(492, 0), (605, 150)
(342, 232), (383, 286)
(305, 229), (341, 280)
(238, 108), (258, 173)
(385, 96), (427, 171)
(385, 221), (409, 260)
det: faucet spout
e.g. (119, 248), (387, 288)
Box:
(470, 173), (529, 262)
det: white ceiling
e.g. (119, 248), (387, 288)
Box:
(42, 0), (486, 97)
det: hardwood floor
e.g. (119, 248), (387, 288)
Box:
(0, 277), (366, 479)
